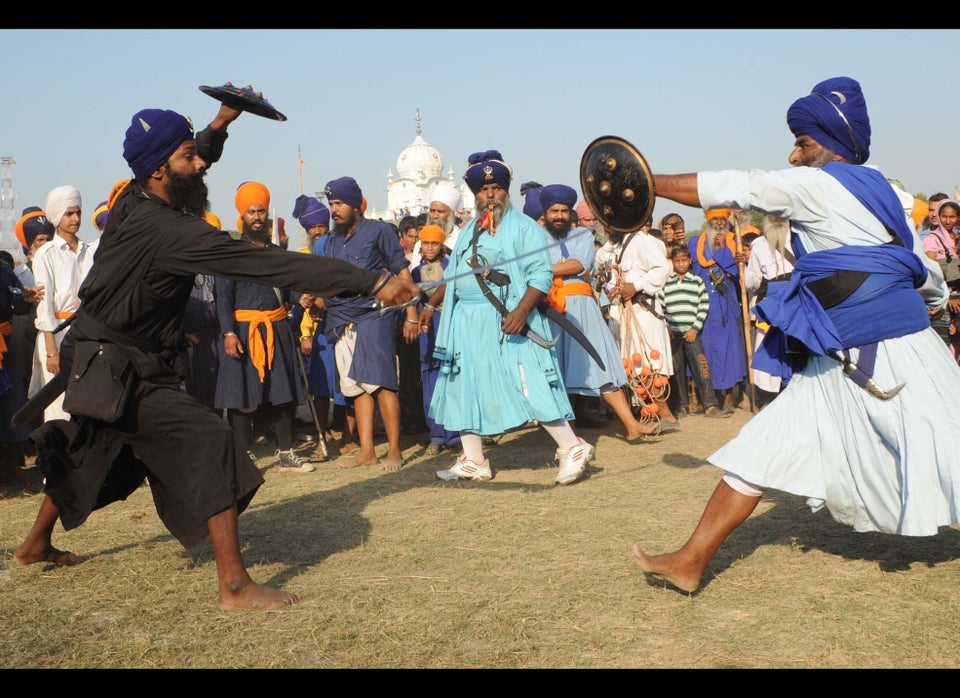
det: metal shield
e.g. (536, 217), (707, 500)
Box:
(579, 136), (655, 233)
(199, 82), (288, 121)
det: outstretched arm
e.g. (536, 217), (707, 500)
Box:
(653, 174), (701, 208)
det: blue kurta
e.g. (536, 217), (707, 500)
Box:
(429, 207), (573, 435)
(213, 240), (303, 409)
(413, 256), (459, 447)
(547, 227), (629, 396)
(688, 233), (747, 390)
(323, 218), (408, 389)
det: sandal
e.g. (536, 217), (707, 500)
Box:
(705, 406), (730, 419)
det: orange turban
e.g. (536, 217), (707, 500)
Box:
(704, 208), (731, 221)
(107, 179), (131, 210)
(234, 181), (271, 214)
(910, 198), (929, 230)
(418, 224), (445, 243)
(203, 212), (222, 230)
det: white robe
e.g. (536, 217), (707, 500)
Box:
(699, 167), (957, 536)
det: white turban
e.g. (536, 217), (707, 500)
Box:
(429, 182), (461, 212)
(44, 185), (82, 229)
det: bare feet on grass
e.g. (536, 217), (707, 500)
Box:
(15, 544), (79, 567)
(631, 542), (701, 594)
(339, 453), (378, 469)
(218, 581), (301, 611)
(625, 421), (662, 441)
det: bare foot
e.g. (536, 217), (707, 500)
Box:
(625, 420), (662, 441)
(338, 442), (359, 456)
(631, 542), (700, 594)
(218, 581), (301, 611)
(380, 455), (403, 473)
(15, 544), (79, 567)
(340, 454), (378, 469)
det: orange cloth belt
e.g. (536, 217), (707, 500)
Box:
(234, 306), (288, 382)
(55, 310), (75, 320)
(545, 278), (593, 314)
(0, 321), (10, 369)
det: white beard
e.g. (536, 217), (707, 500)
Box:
(763, 217), (791, 257)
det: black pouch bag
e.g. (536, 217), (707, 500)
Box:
(62, 341), (137, 422)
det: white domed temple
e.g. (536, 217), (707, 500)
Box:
(364, 109), (474, 221)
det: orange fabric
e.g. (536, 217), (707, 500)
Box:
(0, 321), (10, 369)
(545, 278), (593, 313)
(15, 210), (45, 249)
(107, 179), (131, 210)
(419, 224), (445, 243)
(704, 208), (731, 221)
(54, 310), (75, 320)
(696, 231), (736, 268)
(234, 306), (288, 382)
(184, 332), (200, 345)
(234, 181), (270, 214)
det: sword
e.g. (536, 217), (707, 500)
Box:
(826, 349), (905, 401)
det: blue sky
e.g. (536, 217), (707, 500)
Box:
(1, 29), (957, 251)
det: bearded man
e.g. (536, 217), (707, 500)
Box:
(743, 214), (796, 407)
(687, 207), (748, 412)
(539, 183), (658, 441)
(213, 181), (311, 474)
(13, 102), (419, 611)
(323, 176), (415, 474)
(421, 151), (593, 486)
(632, 76), (960, 594)
(425, 182), (463, 254)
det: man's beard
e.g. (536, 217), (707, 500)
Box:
(242, 220), (271, 244)
(432, 212), (456, 237)
(546, 217), (571, 240)
(166, 168), (209, 217)
(798, 146), (836, 168)
(482, 194), (510, 228)
(710, 225), (728, 249)
(763, 216), (791, 256)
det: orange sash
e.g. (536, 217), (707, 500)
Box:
(0, 321), (10, 369)
(545, 278), (594, 313)
(55, 310), (75, 320)
(234, 306), (289, 382)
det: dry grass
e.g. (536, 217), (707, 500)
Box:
(4, 409), (960, 669)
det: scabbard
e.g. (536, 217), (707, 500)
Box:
(12, 371), (67, 429)
(537, 301), (605, 371)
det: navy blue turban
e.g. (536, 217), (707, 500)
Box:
(539, 184), (578, 212)
(464, 150), (512, 194)
(786, 76), (871, 164)
(520, 181), (543, 220)
(324, 176), (363, 209)
(123, 109), (195, 180)
(292, 194), (330, 228)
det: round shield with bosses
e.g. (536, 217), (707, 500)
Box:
(579, 136), (655, 233)
(199, 82), (287, 121)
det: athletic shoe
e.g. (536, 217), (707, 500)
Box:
(276, 449), (316, 473)
(555, 438), (594, 486)
(436, 455), (492, 481)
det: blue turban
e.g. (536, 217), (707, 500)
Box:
(463, 150), (512, 194)
(539, 184), (578, 212)
(786, 76), (871, 164)
(324, 176), (363, 209)
(292, 194), (330, 228)
(520, 181), (543, 220)
(122, 109), (195, 180)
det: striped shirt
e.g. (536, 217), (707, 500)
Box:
(657, 271), (709, 333)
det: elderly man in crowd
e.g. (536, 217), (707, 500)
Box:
(687, 207), (748, 412)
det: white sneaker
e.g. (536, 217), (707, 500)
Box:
(436, 455), (493, 481)
(276, 449), (316, 473)
(555, 438), (594, 486)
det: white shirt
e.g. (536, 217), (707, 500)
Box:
(32, 234), (96, 332)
